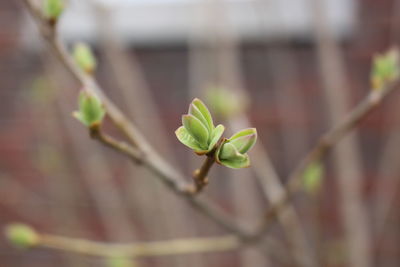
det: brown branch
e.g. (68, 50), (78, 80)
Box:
(189, 155), (215, 194)
(89, 124), (144, 164)
(38, 233), (241, 258)
(21, 0), (250, 239)
(252, 81), (400, 239)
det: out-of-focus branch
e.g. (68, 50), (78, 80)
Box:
(37, 233), (240, 258)
(254, 79), (400, 238)
(310, 1), (372, 266)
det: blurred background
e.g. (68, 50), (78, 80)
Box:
(1, 0), (400, 266)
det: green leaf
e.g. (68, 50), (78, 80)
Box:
(219, 155), (250, 169)
(43, 0), (64, 21)
(229, 128), (257, 140)
(208, 124), (225, 151)
(303, 161), (324, 194)
(229, 128), (257, 154)
(182, 114), (209, 148)
(73, 91), (105, 127)
(191, 98), (214, 131)
(215, 137), (253, 169)
(189, 103), (211, 133)
(73, 43), (97, 74)
(218, 143), (241, 160)
(5, 223), (39, 248)
(175, 126), (204, 152)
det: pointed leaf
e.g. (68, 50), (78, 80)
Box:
(208, 124), (225, 151)
(220, 155), (250, 169)
(73, 43), (97, 74)
(229, 128), (257, 140)
(230, 133), (257, 154)
(182, 115), (209, 148)
(74, 91), (105, 126)
(192, 98), (214, 131)
(218, 143), (240, 160)
(189, 104), (211, 133)
(175, 126), (204, 151)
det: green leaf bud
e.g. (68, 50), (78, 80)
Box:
(5, 223), (39, 248)
(182, 114), (209, 148)
(206, 87), (248, 118)
(371, 48), (399, 90)
(73, 90), (105, 127)
(43, 0), (64, 24)
(73, 43), (97, 75)
(229, 128), (257, 154)
(215, 128), (257, 169)
(176, 98), (224, 155)
(303, 161), (324, 195)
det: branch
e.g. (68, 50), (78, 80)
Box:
(22, 0), (250, 239)
(253, 80), (400, 238)
(190, 155), (215, 193)
(89, 125), (144, 164)
(37, 233), (240, 258)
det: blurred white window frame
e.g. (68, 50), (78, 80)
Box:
(22, 0), (357, 47)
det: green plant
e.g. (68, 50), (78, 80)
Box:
(42, 0), (64, 24)
(371, 48), (399, 90)
(215, 128), (257, 169)
(5, 223), (39, 248)
(73, 90), (105, 128)
(175, 98), (257, 169)
(73, 43), (97, 75)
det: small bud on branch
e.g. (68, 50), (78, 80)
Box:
(42, 0), (64, 26)
(73, 43), (97, 75)
(215, 128), (257, 169)
(175, 98), (225, 155)
(5, 223), (39, 248)
(73, 90), (105, 127)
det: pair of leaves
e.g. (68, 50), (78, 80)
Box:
(73, 91), (105, 127)
(216, 128), (257, 169)
(175, 98), (225, 155)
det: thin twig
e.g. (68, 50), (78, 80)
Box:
(38, 233), (240, 258)
(89, 125), (144, 164)
(253, 81), (400, 238)
(190, 155), (215, 194)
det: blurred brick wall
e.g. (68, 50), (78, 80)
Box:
(1, 0), (400, 266)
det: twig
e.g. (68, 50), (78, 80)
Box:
(190, 155), (215, 194)
(89, 125), (143, 165)
(253, 80), (400, 238)
(22, 0), (250, 239)
(38, 233), (240, 258)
